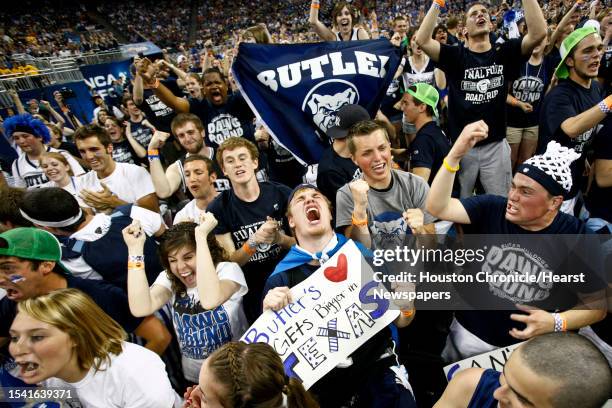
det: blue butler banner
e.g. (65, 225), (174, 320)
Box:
(232, 39), (402, 164)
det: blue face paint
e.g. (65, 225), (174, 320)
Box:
(9, 274), (25, 284)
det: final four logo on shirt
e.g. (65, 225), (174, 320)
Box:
(232, 39), (401, 164)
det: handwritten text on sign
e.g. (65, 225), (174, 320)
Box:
(241, 241), (399, 389)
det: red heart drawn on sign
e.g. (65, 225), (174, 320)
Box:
(324, 254), (348, 282)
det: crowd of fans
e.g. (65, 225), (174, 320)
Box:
(0, 0), (611, 407)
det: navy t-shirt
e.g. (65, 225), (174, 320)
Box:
(128, 118), (154, 149)
(455, 194), (603, 346)
(586, 116), (612, 223)
(316, 147), (361, 208)
(538, 79), (605, 197)
(506, 58), (550, 128)
(111, 139), (141, 165)
(189, 93), (255, 150)
(207, 181), (292, 322)
(437, 39), (525, 144)
(0, 274), (143, 338)
(409, 121), (452, 186)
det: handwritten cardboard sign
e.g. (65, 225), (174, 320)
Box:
(241, 240), (399, 389)
(443, 342), (524, 381)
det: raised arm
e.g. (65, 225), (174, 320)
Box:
(426, 121), (489, 223)
(309, 0), (337, 41)
(560, 96), (610, 138)
(545, 3), (579, 55)
(195, 213), (241, 310)
(123, 220), (172, 317)
(147, 130), (182, 198)
(415, 1), (443, 62)
(124, 121), (147, 158)
(521, 0), (547, 55)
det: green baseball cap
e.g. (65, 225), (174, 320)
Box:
(406, 83), (439, 117)
(0, 228), (71, 275)
(555, 26), (599, 79)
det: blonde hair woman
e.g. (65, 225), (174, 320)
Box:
(9, 288), (180, 407)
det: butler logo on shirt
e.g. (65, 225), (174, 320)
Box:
(232, 40), (401, 164)
(482, 244), (552, 303)
(461, 65), (504, 104)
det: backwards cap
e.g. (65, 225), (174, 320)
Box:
(555, 27), (598, 79)
(516, 142), (580, 198)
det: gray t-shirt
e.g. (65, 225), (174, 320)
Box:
(336, 169), (433, 249)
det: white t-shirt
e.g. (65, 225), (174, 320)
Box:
(40, 176), (89, 208)
(45, 342), (180, 408)
(153, 262), (249, 382)
(11, 147), (84, 189)
(62, 206), (163, 280)
(78, 162), (155, 206)
(173, 200), (206, 225)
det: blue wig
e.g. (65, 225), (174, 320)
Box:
(3, 113), (51, 144)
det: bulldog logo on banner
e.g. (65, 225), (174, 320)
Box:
(232, 40), (402, 164)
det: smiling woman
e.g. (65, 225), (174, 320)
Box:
(9, 288), (180, 407)
(122, 213), (248, 383)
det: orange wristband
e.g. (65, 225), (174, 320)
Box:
(351, 213), (368, 227)
(242, 242), (257, 256)
(433, 0), (446, 8)
(605, 95), (612, 109)
(311, 3), (320, 8)
(127, 261), (145, 270)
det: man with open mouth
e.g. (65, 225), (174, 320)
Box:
(416, 0), (547, 200)
(263, 183), (416, 407)
(538, 26), (610, 215)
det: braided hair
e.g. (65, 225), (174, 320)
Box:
(206, 342), (319, 408)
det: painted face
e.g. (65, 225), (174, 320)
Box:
(221, 146), (258, 185)
(104, 119), (123, 142)
(167, 245), (197, 288)
(203, 72), (228, 106)
(9, 312), (77, 384)
(505, 173), (559, 228)
(336, 6), (353, 34)
(567, 33), (604, 80)
(198, 359), (228, 408)
(185, 76), (203, 99)
(12, 131), (43, 154)
(0, 257), (46, 302)
(465, 4), (491, 37)
(40, 157), (70, 183)
(76, 136), (113, 173)
(351, 129), (392, 188)
(174, 121), (204, 154)
(184, 160), (216, 199)
(493, 350), (557, 408)
(400, 93), (422, 124)
(288, 188), (333, 239)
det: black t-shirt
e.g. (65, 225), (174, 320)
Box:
(437, 39), (525, 144)
(111, 139), (141, 165)
(189, 93), (255, 150)
(128, 118), (154, 149)
(263, 263), (394, 407)
(317, 146), (361, 208)
(0, 274), (143, 338)
(506, 58), (550, 128)
(538, 79), (605, 197)
(134, 79), (181, 133)
(207, 181), (292, 322)
(409, 121), (452, 186)
(586, 116), (612, 223)
(456, 194), (603, 346)
(265, 139), (306, 189)
(599, 43), (611, 94)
